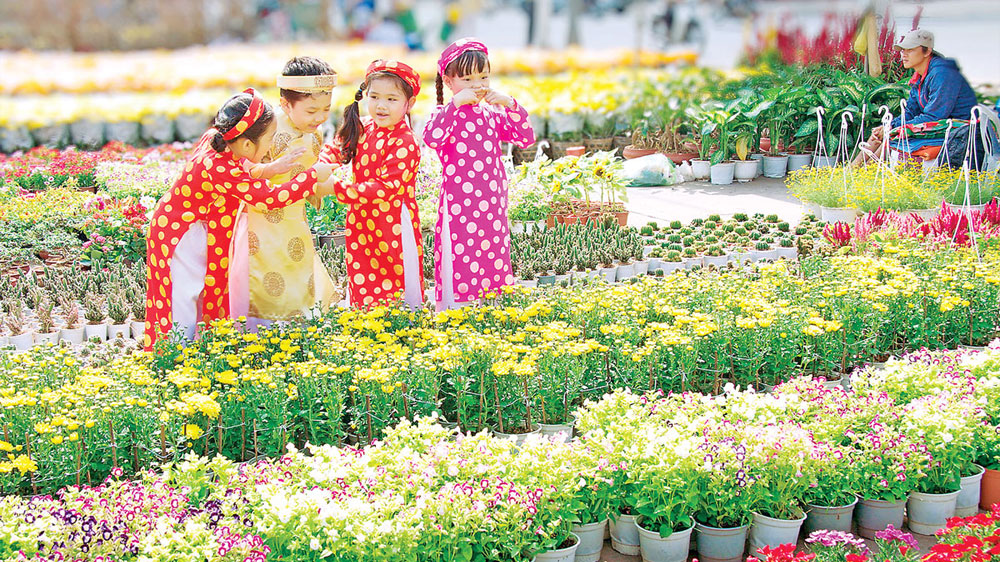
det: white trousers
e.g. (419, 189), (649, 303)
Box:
(170, 221), (207, 341)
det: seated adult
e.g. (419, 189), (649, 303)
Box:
(858, 29), (980, 167)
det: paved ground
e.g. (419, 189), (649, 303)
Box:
(624, 176), (805, 226)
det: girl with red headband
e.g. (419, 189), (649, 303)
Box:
(423, 38), (535, 311)
(322, 60), (424, 308)
(144, 89), (337, 350)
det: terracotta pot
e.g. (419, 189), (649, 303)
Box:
(564, 215), (580, 225)
(565, 146), (586, 157)
(546, 214), (557, 228)
(759, 138), (771, 152)
(614, 211), (628, 227)
(663, 151), (698, 164)
(979, 467), (1000, 510)
(623, 145), (658, 159)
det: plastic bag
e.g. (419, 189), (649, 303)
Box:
(624, 153), (675, 186)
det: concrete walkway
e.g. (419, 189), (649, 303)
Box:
(624, 176), (806, 227)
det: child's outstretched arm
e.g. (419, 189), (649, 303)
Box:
(332, 136), (419, 205)
(318, 140), (344, 165)
(222, 160), (334, 211)
(247, 146), (309, 179)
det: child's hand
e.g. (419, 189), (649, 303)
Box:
(313, 163), (335, 183)
(452, 89), (481, 107)
(315, 176), (340, 198)
(484, 90), (514, 109)
(266, 147), (307, 177)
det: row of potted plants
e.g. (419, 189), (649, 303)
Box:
(619, 65), (912, 186)
(638, 212), (828, 268)
(0, 67), (644, 152)
(0, 262), (147, 349)
(3, 341), (1000, 562)
(510, 221), (646, 286)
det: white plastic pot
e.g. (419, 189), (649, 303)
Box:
(762, 155), (788, 178)
(734, 160), (758, 182)
(690, 159), (711, 179)
(786, 153), (812, 171)
(710, 162), (736, 185)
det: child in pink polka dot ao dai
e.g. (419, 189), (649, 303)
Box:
(423, 38), (535, 310)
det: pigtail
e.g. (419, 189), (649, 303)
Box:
(210, 131), (227, 153)
(435, 73), (444, 106)
(336, 83), (366, 164)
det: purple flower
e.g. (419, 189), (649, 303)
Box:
(806, 529), (868, 552)
(874, 524), (919, 551)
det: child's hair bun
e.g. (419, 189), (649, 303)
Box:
(210, 130), (228, 152)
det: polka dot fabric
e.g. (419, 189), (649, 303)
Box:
(144, 130), (319, 350)
(422, 99), (535, 305)
(327, 117), (424, 308)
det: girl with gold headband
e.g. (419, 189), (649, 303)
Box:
(230, 57), (341, 326)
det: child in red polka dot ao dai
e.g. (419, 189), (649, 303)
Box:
(323, 60), (425, 309)
(143, 89), (337, 350)
(423, 38), (535, 311)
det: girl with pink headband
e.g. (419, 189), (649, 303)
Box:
(423, 38), (536, 310)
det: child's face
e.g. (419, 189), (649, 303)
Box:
(281, 92), (333, 133)
(232, 120), (278, 164)
(444, 68), (491, 101)
(366, 77), (413, 128)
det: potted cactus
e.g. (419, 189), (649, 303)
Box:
(107, 293), (130, 340)
(34, 297), (60, 345)
(777, 237), (798, 260)
(703, 244), (729, 268)
(516, 260), (538, 288)
(130, 289), (146, 340)
(83, 292), (108, 342)
(59, 296), (85, 345)
(6, 301), (32, 350)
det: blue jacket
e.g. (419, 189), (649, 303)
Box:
(891, 56), (978, 128)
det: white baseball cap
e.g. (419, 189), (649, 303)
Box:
(893, 28), (934, 51)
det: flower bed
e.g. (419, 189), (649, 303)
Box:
(0, 186), (150, 272)
(3, 340), (1000, 560)
(822, 203), (1000, 249)
(2, 241), (1000, 493)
